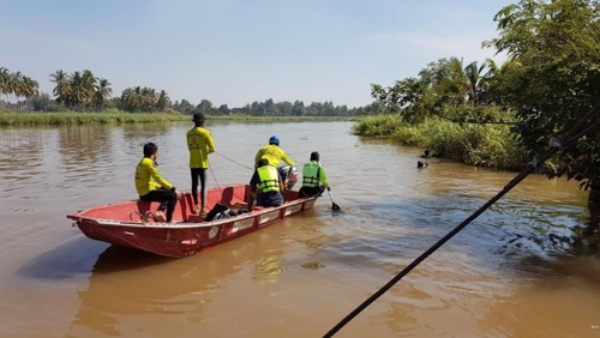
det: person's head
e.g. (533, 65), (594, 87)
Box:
(269, 135), (280, 146)
(192, 112), (205, 126)
(310, 151), (320, 162)
(143, 142), (158, 158)
(257, 158), (269, 167)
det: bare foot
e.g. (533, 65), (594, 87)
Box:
(201, 207), (209, 217)
(155, 210), (166, 222)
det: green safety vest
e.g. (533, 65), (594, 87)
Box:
(302, 162), (321, 188)
(257, 166), (280, 193)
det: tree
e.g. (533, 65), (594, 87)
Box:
(68, 71), (88, 109)
(21, 76), (39, 111)
(31, 92), (55, 111)
(177, 99), (195, 115)
(93, 78), (112, 111)
(50, 70), (70, 106)
(156, 90), (170, 111)
(197, 99), (214, 115)
(483, 58), (523, 105)
(292, 100), (305, 116)
(0, 67), (10, 104)
(486, 0), (600, 226)
(464, 61), (487, 104)
(217, 104), (229, 115)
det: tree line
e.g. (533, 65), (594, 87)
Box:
(1, 68), (361, 116)
(0, 67), (39, 110)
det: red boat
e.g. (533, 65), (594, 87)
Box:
(67, 184), (317, 258)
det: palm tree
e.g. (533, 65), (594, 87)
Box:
(121, 87), (138, 112)
(68, 71), (88, 109)
(0, 67), (11, 105)
(11, 72), (24, 108)
(141, 87), (156, 111)
(50, 70), (70, 106)
(464, 61), (488, 104)
(21, 76), (39, 111)
(80, 69), (97, 109)
(483, 58), (523, 105)
(93, 78), (112, 111)
(156, 90), (170, 111)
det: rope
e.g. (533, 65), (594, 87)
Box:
(209, 162), (220, 189)
(215, 151), (254, 170)
(323, 104), (600, 337)
(209, 154), (251, 207)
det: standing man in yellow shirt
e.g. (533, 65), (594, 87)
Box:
(135, 142), (182, 223)
(186, 112), (216, 215)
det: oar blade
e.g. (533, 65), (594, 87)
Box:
(327, 190), (341, 211)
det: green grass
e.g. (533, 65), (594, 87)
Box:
(353, 115), (529, 170)
(0, 110), (189, 126)
(205, 115), (358, 122)
(0, 110), (357, 126)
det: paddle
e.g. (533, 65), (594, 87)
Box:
(327, 190), (341, 211)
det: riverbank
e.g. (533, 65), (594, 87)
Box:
(0, 110), (357, 126)
(352, 115), (529, 171)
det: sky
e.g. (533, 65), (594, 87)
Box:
(0, 0), (513, 108)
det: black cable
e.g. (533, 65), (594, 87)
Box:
(323, 104), (600, 337)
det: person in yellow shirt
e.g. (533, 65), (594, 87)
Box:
(299, 151), (330, 198)
(186, 112), (216, 215)
(135, 142), (182, 223)
(254, 135), (295, 169)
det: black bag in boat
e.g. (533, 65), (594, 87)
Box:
(204, 203), (229, 222)
(204, 203), (245, 222)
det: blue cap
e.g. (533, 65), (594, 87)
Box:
(269, 135), (280, 145)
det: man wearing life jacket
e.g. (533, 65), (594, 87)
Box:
(254, 135), (295, 169)
(135, 142), (182, 223)
(299, 151), (330, 198)
(247, 158), (284, 208)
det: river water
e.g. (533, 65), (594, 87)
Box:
(1, 121), (599, 337)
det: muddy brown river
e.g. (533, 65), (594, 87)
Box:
(1, 121), (599, 337)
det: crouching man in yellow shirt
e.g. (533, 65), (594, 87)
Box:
(135, 142), (182, 223)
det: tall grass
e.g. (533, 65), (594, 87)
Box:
(353, 115), (529, 170)
(0, 110), (190, 126)
(0, 110), (356, 126)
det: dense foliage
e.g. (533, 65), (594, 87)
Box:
(487, 0), (600, 184)
(353, 115), (528, 170)
(367, 0), (600, 185)
(0, 67), (39, 111)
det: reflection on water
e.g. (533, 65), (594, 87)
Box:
(1, 122), (600, 337)
(64, 215), (318, 337)
(0, 128), (45, 192)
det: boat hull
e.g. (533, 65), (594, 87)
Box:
(68, 185), (317, 258)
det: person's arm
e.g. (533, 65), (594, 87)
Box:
(278, 171), (285, 191)
(206, 131), (216, 154)
(247, 171), (259, 207)
(186, 131), (193, 152)
(279, 149), (295, 167)
(254, 149), (263, 169)
(147, 161), (174, 190)
(319, 166), (330, 190)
